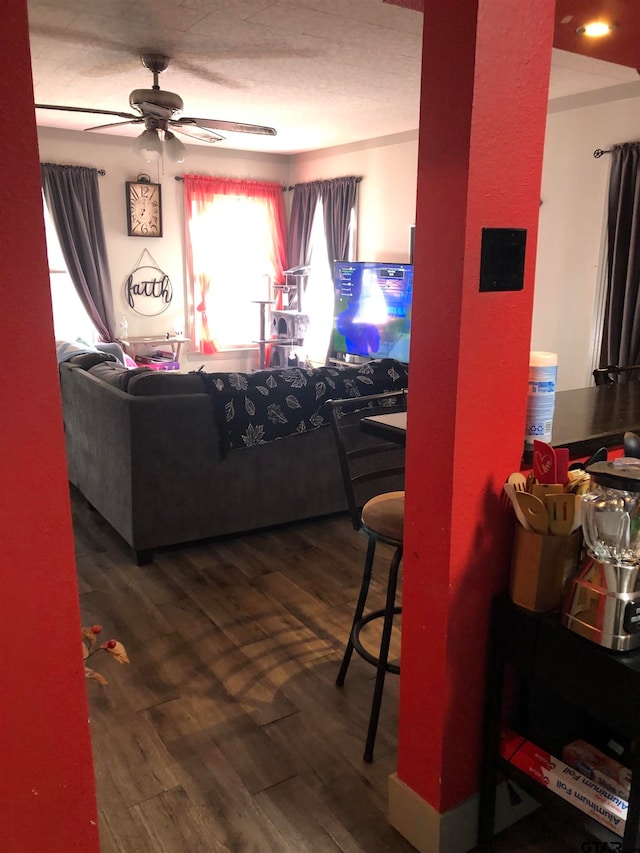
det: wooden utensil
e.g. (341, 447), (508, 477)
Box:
(545, 493), (575, 535)
(503, 483), (534, 531)
(570, 494), (583, 533)
(507, 472), (527, 492)
(515, 491), (549, 534)
(531, 483), (563, 501)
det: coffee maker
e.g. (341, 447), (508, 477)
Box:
(562, 460), (640, 652)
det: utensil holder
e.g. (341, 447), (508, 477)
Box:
(509, 526), (582, 612)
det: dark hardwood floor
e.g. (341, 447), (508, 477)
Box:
(72, 487), (591, 852)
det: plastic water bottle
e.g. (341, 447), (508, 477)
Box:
(118, 315), (128, 340)
(525, 351), (558, 445)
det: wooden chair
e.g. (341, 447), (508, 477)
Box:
(326, 389), (406, 761)
(593, 364), (640, 385)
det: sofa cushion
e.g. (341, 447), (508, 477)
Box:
(88, 362), (152, 391)
(127, 370), (207, 397)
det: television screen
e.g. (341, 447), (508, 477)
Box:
(331, 261), (413, 363)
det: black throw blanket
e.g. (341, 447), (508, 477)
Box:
(197, 359), (409, 455)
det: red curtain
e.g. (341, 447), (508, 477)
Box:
(183, 175), (288, 354)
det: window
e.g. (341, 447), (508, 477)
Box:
(183, 177), (287, 353)
(42, 196), (97, 343)
(301, 200), (334, 365)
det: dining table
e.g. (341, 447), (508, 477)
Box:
(360, 411), (407, 445)
(359, 381), (640, 459)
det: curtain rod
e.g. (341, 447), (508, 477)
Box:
(174, 175), (363, 189)
(174, 175), (289, 189)
(283, 176), (363, 191)
(593, 148), (612, 158)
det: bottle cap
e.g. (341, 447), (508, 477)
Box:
(530, 351), (557, 367)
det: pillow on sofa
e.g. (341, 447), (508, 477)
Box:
(67, 351), (117, 370)
(88, 361), (151, 391)
(127, 371), (206, 397)
(56, 340), (117, 367)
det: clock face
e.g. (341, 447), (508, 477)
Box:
(126, 181), (162, 237)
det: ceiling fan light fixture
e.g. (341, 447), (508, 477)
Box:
(132, 128), (163, 162)
(577, 21), (614, 37)
(164, 130), (187, 163)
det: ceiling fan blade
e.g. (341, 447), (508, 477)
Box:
(84, 119), (144, 132)
(170, 122), (225, 144)
(35, 103), (137, 120)
(180, 117), (277, 136)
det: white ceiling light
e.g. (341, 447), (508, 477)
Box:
(164, 130), (187, 163)
(577, 21), (614, 37)
(132, 128), (163, 162)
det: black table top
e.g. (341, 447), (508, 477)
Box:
(535, 382), (640, 461)
(360, 412), (407, 445)
(360, 383), (640, 461)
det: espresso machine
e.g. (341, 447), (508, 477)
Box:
(562, 460), (640, 651)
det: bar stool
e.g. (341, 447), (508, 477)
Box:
(326, 390), (406, 761)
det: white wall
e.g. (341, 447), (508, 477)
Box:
(534, 92), (640, 391)
(290, 130), (418, 263)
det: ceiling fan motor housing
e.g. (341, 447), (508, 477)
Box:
(129, 88), (184, 118)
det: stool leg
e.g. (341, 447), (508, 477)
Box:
(364, 545), (402, 763)
(337, 536), (376, 687)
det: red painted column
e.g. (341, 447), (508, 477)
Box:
(398, 0), (555, 812)
(0, 4), (100, 851)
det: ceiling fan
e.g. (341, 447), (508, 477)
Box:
(34, 53), (277, 163)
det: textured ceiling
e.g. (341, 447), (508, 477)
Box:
(27, 0), (640, 155)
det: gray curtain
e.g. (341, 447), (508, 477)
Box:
(321, 176), (359, 266)
(287, 176), (360, 310)
(41, 163), (115, 341)
(599, 143), (640, 372)
(287, 181), (321, 269)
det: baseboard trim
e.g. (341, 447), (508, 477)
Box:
(388, 773), (539, 853)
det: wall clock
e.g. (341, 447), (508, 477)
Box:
(125, 176), (162, 237)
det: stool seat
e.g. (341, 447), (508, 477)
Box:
(362, 491), (404, 542)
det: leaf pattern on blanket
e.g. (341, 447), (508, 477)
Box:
(198, 359), (408, 454)
(267, 403), (288, 424)
(344, 379), (360, 397)
(242, 423), (265, 446)
(230, 373), (248, 390)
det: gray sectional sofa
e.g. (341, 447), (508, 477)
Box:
(59, 355), (408, 564)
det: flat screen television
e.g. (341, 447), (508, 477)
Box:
(331, 261), (413, 363)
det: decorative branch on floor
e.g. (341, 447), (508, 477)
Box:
(82, 624), (130, 685)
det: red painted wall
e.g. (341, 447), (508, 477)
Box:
(0, 4), (100, 851)
(397, 0), (555, 813)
